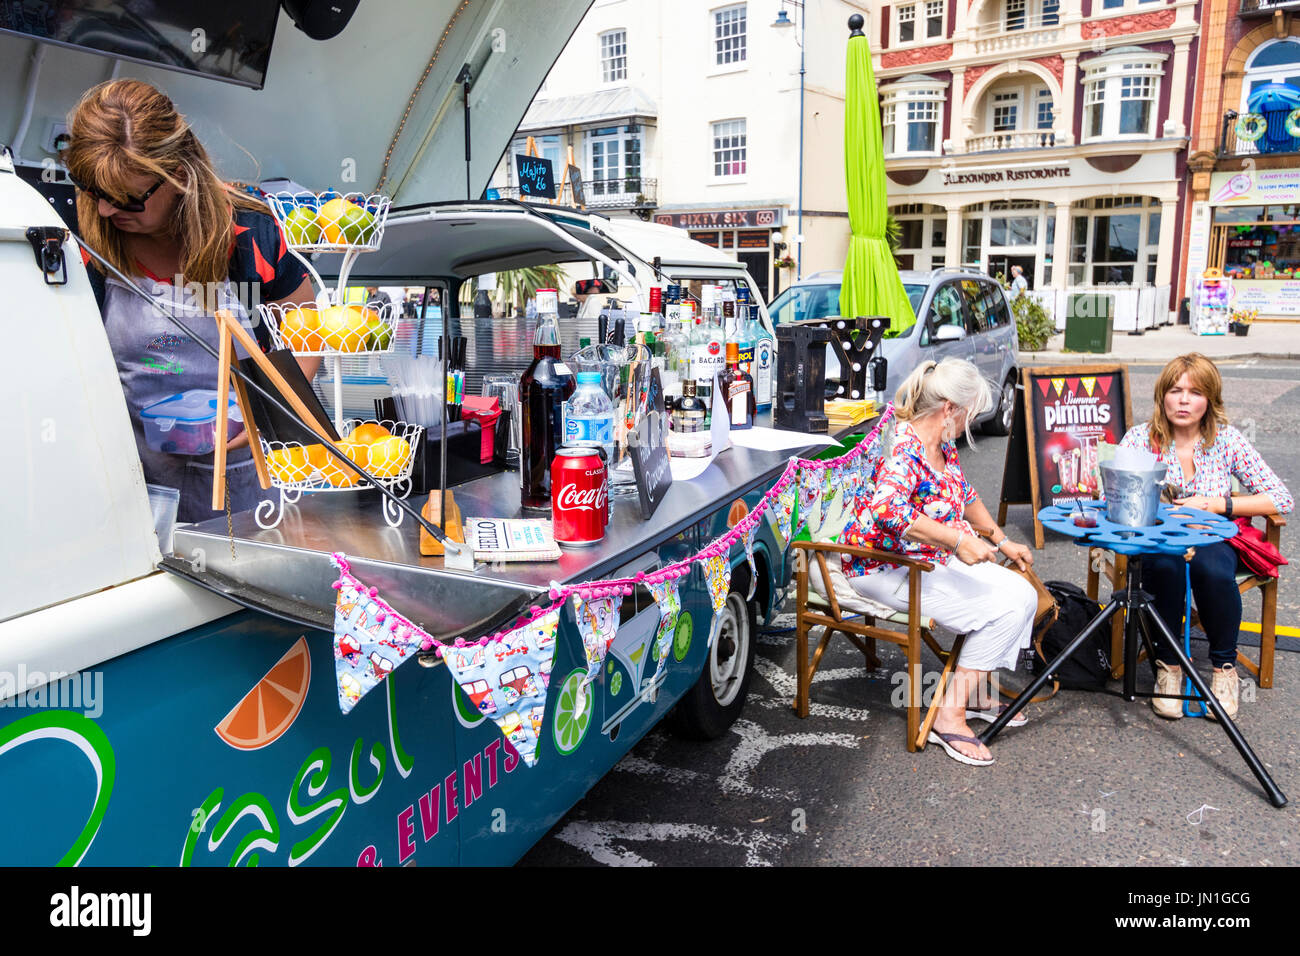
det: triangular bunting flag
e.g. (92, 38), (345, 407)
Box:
(796, 467), (824, 536)
(775, 480), (797, 542)
(1037, 377), (1051, 397)
(703, 552), (732, 649)
(1051, 378), (1065, 397)
(573, 593), (622, 688)
(741, 520), (760, 601)
(441, 608), (560, 769)
(645, 576), (682, 682)
(1067, 377), (1080, 396)
(1081, 377), (1096, 397)
(1095, 374), (1112, 396)
(332, 559), (434, 715)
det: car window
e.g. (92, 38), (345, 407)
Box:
(960, 280), (991, 334)
(768, 283), (840, 324)
(922, 283), (964, 345)
(904, 283), (926, 315)
(987, 283), (1012, 328)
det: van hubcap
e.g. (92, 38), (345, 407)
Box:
(710, 593), (750, 707)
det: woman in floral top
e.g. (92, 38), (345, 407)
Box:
(844, 359), (1037, 766)
(1119, 353), (1293, 721)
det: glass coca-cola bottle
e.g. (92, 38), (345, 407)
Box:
(519, 289), (576, 511)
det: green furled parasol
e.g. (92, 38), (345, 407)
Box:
(839, 14), (915, 336)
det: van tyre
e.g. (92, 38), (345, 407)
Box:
(669, 579), (757, 740)
(984, 374), (1017, 436)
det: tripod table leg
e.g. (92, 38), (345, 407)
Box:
(1140, 605), (1287, 808)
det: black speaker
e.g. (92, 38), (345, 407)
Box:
(282, 0), (361, 41)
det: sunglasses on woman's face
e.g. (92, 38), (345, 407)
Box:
(67, 173), (166, 213)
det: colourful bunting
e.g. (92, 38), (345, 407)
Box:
(797, 467), (824, 536)
(775, 479), (797, 542)
(741, 519), (760, 601)
(573, 593), (622, 688)
(644, 576), (681, 700)
(440, 609), (560, 768)
(332, 556), (434, 715)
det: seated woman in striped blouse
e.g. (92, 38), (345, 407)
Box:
(1119, 353), (1293, 720)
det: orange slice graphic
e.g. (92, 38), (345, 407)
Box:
(215, 636), (312, 751)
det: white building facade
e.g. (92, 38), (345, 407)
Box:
(871, 0), (1200, 324)
(491, 0), (870, 303)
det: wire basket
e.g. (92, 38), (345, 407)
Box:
(258, 298), (398, 356)
(256, 420), (424, 529)
(263, 190), (391, 253)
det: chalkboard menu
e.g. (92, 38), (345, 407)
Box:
(567, 165), (585, 207)
(998, 364), (1132, 548)
(629, 369), (672, 519)
(515, 154), (556, 199)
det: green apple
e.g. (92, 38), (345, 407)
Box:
(337, 205), (375, 245)
(364, 314), (392, 350)
(284, 205), (322, 245)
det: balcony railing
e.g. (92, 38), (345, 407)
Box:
(971, 14), (1061, 55)
(583, 177), (658, 211)
(1219, 109), (1300, 157)
(965, 129), (1057, 152)
(1239, 0), (1300, 17)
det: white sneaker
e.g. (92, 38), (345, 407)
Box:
(1205, 665), (1239, 721)
(1152, 661), (1183, 719)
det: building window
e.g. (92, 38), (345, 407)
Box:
(925, 0), (944, 37)
(1007, 0), (1027, 30)
(600, 30), (627, 83)
(587, 125), (643, 196)
(1241, 39), (1300, 112)
(1042, 0), (1060, 24)
(898, 5), (915, 44)
(1005, 0), (1057, 30)
(993, 93), (1020, 132)
(881, 78), (947, 156)
(1068, 196), (1162, 285)
(714, 5), (747, 65)
(712, 119), (747, 176)
(1036, 89), (1054, 129)
(1082, 49), (1164, 142)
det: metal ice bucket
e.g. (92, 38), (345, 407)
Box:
(1100, 463), (1167, 527)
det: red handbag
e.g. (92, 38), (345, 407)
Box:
(1228, 517), (1288, 579)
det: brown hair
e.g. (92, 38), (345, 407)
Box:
(63, 79), (266, 285)
(1149, 353), (1229, 452)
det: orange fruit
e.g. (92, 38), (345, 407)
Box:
(367, 436), (412, 478)
(268, 446), (310, 483)
(304, 443), (329, 473)
(350, 422), (392, 445)
(280, 307), (322, 351)
(214, 636), (311, 750)
(323, 439), (369, 487)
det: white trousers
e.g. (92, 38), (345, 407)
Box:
(847, 560), (1037, 672)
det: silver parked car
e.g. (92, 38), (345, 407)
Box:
(767, 268), (1020, 435)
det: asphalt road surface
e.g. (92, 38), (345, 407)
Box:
(521, 360), (1300, 867)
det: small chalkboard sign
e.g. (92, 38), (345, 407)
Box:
(515, 153), (556, 198)
(629, 369), (672, 519)
(567, 165), (585, 207)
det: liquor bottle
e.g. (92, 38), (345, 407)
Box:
(720, 341), (755, 430)
(721, 289), (737, 342)
(735, 288), (756, 376)
(749, 303), (775, 410)
(691, 286), (725, 424)
(672, 377), (709, 434)
(519, 289), (576, 511)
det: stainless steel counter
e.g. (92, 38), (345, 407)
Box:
(170, 416), (867, 641)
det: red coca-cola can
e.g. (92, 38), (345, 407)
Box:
(552, 447), (608, 546)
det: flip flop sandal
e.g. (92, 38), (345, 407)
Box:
(927, 730), (995, 767)
(966, 703), (1028, 727)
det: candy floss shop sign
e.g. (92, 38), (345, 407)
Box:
(1211, 169), (1300, 206)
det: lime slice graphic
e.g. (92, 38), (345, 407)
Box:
(552, 669), (592, 756)
(1051, 484), (1062, 494)
(673, 612), (694, 661)
(609, 671), (623, 696)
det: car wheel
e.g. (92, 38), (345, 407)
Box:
(983, 375), (1016, 436)
(668, 582), (757, 740)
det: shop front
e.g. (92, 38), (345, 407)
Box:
(1185, 169), (1300, 320)
(653, 207), (785, 303)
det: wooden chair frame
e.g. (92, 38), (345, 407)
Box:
(1085, 513), (1285, 688)
(793, 540), (966, 752)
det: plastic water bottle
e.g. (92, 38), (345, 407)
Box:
(563, 371), (616, 462)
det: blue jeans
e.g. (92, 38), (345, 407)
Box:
(1140, 541), (1241, 669)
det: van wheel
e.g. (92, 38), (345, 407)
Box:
(668, 583), (757, 740)
(984, 375), (1016, 436)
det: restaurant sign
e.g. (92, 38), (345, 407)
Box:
(654, 208), (783, 229)
(1210, 168), (1300, 206)
(941, 165), (1069, 187)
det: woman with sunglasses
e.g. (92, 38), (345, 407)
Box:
(62, 79), (320, 524)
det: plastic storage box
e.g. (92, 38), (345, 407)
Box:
(140, 390), (243, 455)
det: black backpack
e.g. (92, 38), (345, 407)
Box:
(1032, 581), (1111, 690)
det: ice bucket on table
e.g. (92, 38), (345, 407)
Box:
(1100, 463), (1167, 527)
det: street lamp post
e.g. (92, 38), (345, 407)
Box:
(772, 1), (806, 281)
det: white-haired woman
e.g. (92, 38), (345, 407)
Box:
(840, 358), (1037, 766)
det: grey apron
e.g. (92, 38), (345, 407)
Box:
(103, 275), (270, 524)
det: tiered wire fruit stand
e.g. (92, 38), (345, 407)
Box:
(256, 190), (424, 529)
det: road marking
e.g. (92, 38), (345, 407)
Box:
(553, 820), (791, 866)
(745, 692), (874, 722)
(1240, 621), (1300, 638)
(611, 754), (709, 785)
(720, 718), (859, 798)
